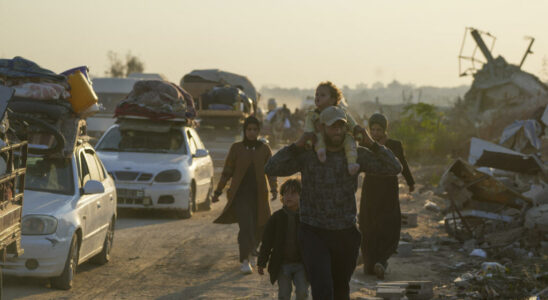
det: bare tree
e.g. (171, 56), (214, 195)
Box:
(125, 52), (145, 76)
(106, 51), (126, 78)
(105, 51), (145, 77)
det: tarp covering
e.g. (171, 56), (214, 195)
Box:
(181, 69), (258, 102)
(0, 56), (66, 82)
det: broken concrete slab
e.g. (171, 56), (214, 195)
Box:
(440, 159), (532, 208)
(468, 137), (523, 165)
(377, 281), (434, 300)
(374, 287), (407, 300)
(500, 119), (543, 152)
(469, 137), (543, 174)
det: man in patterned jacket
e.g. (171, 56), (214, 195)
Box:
(265, 106), (402, 300)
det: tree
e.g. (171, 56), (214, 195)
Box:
(106, 51), (125, 78)
(125, 52), (144, 76)
(105, 51), (145, 77)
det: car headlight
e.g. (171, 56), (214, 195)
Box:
(154, 169), (182, 183)
(22, 215), (58, 235)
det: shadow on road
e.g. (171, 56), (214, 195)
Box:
(3, 276), (53, 298)
(115, 209), (183, 230)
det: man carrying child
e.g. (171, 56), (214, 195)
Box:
(265, 103), (402, 300)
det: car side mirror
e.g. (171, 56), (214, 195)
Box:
(83, 180), (105, 195)
(193, 149), (209, 158)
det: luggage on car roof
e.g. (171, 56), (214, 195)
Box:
(201, 86), (252, 112)
(114, 80), (196, 120)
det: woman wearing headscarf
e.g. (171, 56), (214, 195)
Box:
(212, 116), (278, 274)
(360, 113), (415, 279)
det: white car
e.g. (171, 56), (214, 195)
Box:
(2, 142), (117, 290)
(95, 123), (214, 219)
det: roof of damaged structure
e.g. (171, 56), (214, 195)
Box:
(459, 28), (548, 127)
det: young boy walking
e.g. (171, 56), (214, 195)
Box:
(257, 179), (309, 300)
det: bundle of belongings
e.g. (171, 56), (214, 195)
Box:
(0, 56), (98, 157)
(200, 85), (253, 113)
(114, 80), (196, 120)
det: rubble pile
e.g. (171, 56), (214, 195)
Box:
(435, 103), (548, 297)
(0, 57), (100, 156)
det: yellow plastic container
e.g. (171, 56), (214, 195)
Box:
(67, 70), (98, 114)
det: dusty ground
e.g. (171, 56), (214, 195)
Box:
(4, 133), (545, 299)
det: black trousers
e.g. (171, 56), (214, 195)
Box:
(298, 223), (361, 300)
(234, 195), (259, 262)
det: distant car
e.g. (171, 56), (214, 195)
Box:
(95, 122), (214, 219)
(2, 142), (117, 290)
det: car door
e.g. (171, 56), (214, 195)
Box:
(84, 148), (114, 233)
(91, 150), (116, 222)
(77, 149), (107, 259)
(187, 129), (211, 200)
(191, 128), (214, 181)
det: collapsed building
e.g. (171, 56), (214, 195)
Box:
(459, 28), (548, 130)
(427, 28), (548, 298)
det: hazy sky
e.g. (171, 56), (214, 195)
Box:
(2, 0), (547, 89)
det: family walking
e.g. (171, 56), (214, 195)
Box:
(213, 81), (414, 300)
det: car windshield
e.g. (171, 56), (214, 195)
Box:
(25, 156), (75, 195)
(96, 127), (187, 154)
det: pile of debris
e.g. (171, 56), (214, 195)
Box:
(0, 57), (100, 156)
(436, 103), (548, 297)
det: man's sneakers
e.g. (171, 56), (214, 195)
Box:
(374, 262), (385, 280)
(240, 259), (253, 274)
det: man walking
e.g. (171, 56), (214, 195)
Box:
(265, 106), (402, 300)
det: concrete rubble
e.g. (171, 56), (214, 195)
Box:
(439, 31), (548, 295)
(436, 99), (548, 297)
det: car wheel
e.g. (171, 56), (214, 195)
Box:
(50, 233), (79, 290)
(91, 218), (115, 265)
(177, 185), (195, 219)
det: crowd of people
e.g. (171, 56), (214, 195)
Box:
(213, 81), (414, 300)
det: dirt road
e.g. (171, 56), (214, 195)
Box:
(4, 133), (510, 299)
(4, 184), (452, 299)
